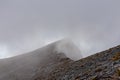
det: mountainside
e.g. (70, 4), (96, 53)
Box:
(0, 40), (120, 80)
(34, 45), (120, 80)
(0, 40), (81, 80)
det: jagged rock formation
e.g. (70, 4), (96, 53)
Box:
(0, 39), (81, 80)
(34, 45), (120, 80)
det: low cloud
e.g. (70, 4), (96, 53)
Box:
(0, 0), (120, 58)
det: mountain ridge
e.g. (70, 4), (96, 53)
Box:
(0, 40), (120, 80)
(34, 45), (120, 80)
(0, 39), (81, 80)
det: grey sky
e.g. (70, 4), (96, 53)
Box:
(0, 0), (120, 58)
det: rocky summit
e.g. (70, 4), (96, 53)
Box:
(0, 40), (81, 80)
(0, 40), (120, 80)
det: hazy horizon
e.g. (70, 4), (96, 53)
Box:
(0, 0), (120, 59)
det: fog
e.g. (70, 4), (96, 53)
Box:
(0, 0), (120, 59)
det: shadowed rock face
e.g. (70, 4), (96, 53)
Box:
(0, 40), (81, 80)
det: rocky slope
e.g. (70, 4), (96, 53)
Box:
(34, 45), (120, 80)
(1, 39), (120, 80)
(0, 40), (81, 80)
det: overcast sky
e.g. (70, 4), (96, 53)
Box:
(0, 0), (120, 58)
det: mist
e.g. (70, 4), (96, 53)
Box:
(0, 0), (120, 59)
